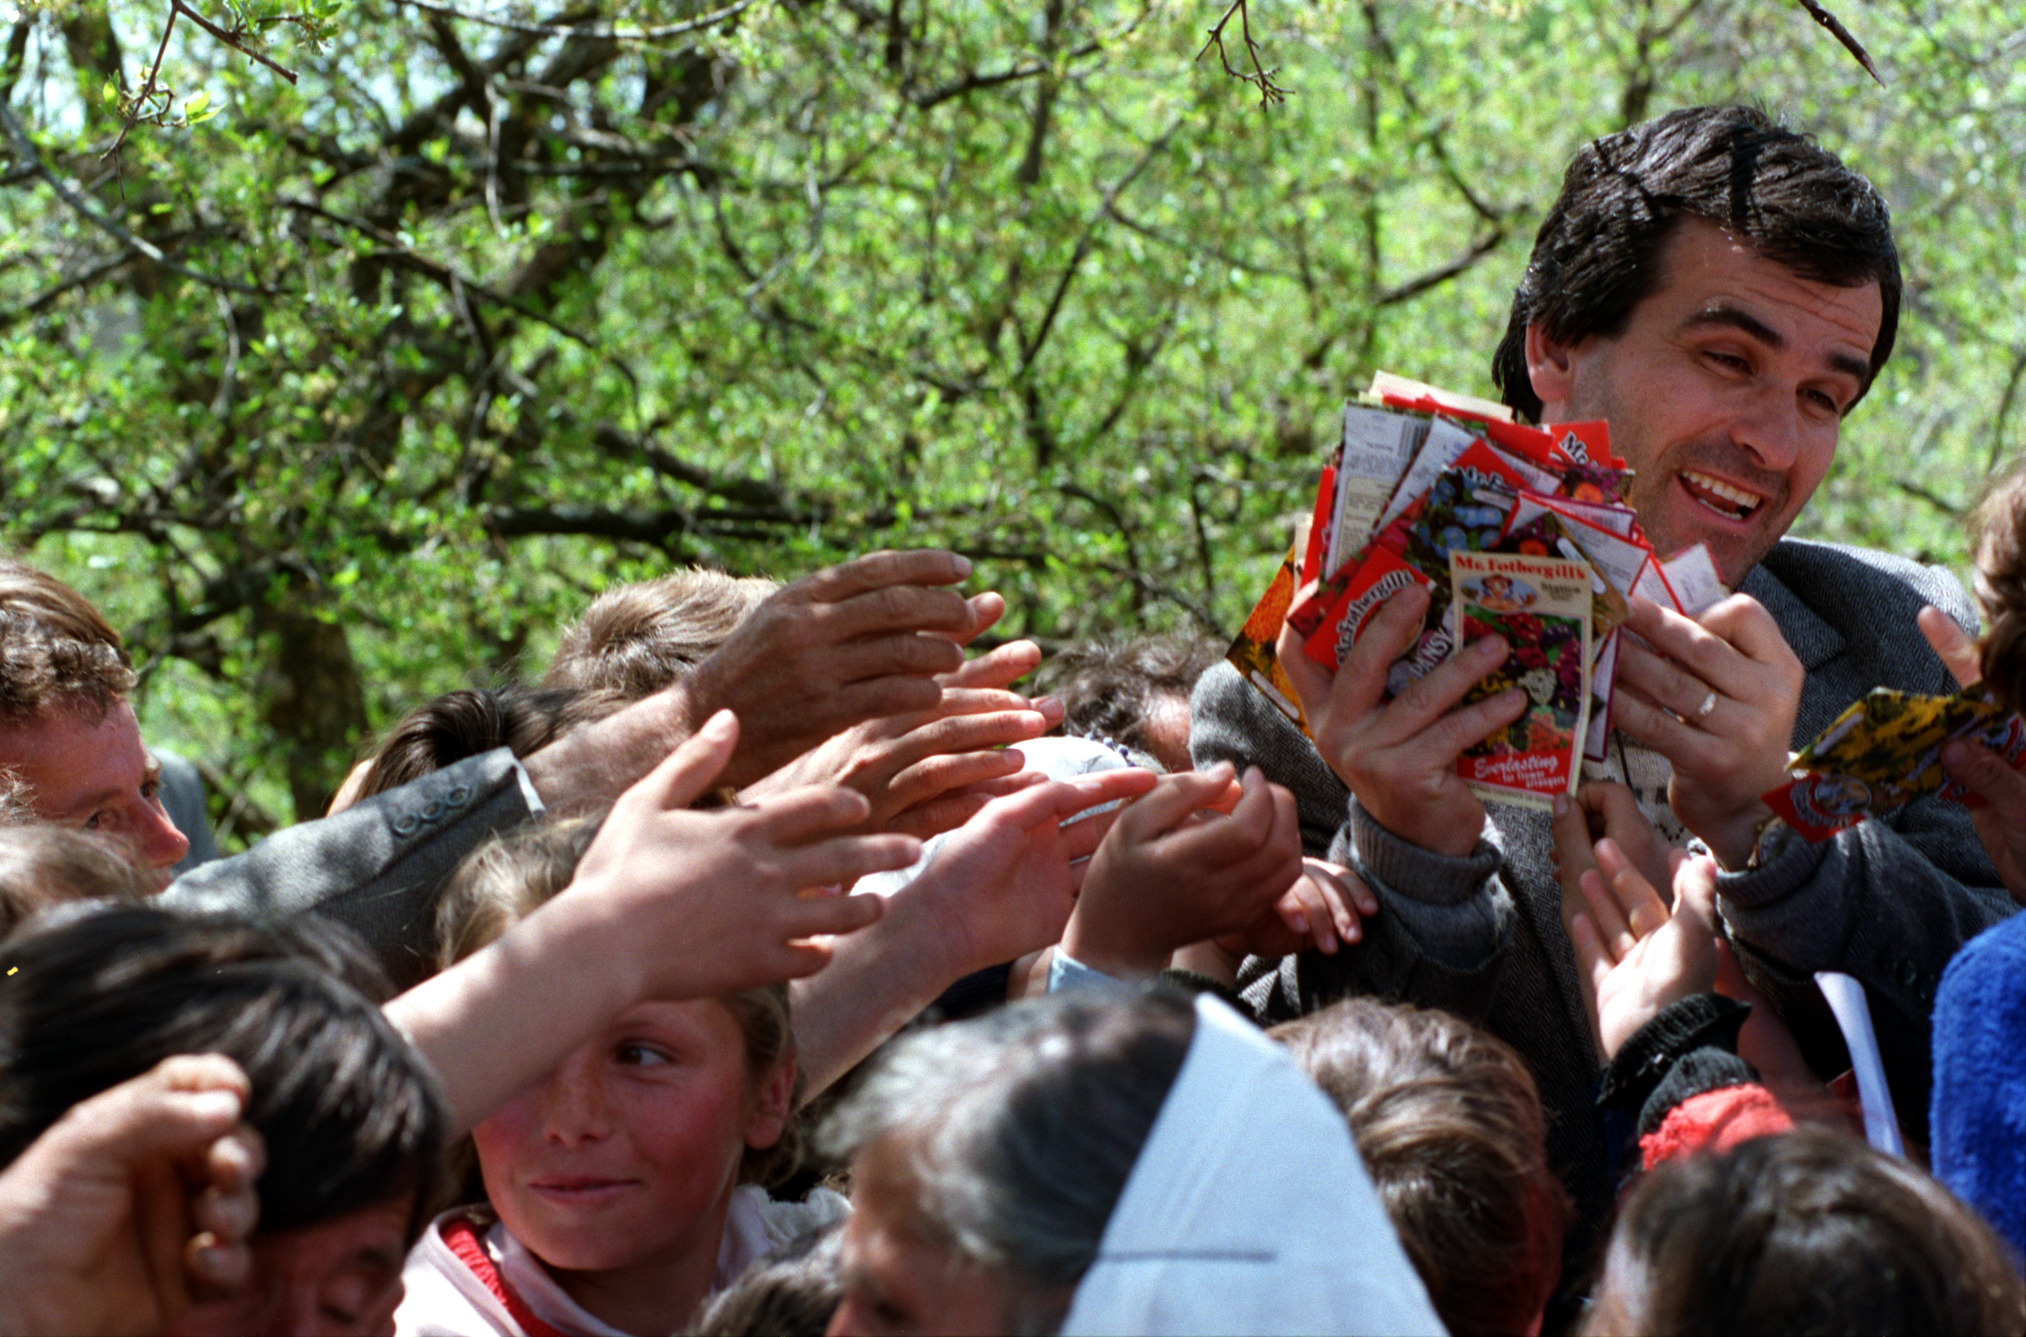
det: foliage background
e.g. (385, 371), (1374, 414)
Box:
(1, 0), (2020, 838)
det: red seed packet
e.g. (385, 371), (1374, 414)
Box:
(1451, 550), (1595, 807)
(1302, 546), (1440, 686)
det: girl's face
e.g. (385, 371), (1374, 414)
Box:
(472, 998), (791, 1275)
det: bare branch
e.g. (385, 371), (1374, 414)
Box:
(389, 0), (761, 44)
(1795, 0), (1883, 84)
(1196, 0), (1285, 107)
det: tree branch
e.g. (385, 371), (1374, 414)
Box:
(1197, 0), (1285, 106)
(389, 0), (760, 44)
(0, 100), (274, 297)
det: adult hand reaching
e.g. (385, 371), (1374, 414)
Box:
(1276, 584), (1527, 858)
(0, 1054), (264, 1337)
(524, 550), (983, 813)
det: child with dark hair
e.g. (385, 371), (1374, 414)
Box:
(1272, 998), (1568, 1337)
(1032, 634), (1221, 774)
(1585, 1128), (2025, 1336)
(688, 1220), (842, 1337)
(398, 818), (840, 1336)
(0, 904), (452, 1336)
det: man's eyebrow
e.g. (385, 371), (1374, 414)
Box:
(1682, 304), (1784, 350)
(1684, 304), (1870, 384)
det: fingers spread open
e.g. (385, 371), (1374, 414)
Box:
(822, 583), (979, 645)
(785, 833), (922, 891)
(754, 786), (878, 846)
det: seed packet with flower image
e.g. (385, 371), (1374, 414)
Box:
(1450, 550), (1595, 807)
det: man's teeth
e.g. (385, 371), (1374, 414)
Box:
(1680, 470), (1760, 519)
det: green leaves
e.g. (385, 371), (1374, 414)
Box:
(0, 0), (2020, 828)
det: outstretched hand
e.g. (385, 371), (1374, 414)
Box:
(392, 710), (922, 1130)
(1567, 840), (1721, 1060)
(1919, 604), (2026, 904)
(680, 550), (984, 787)
(892, 766), (1160, 984)
(569, 710), (918, 1000)
(0, 1054), (264, 1337)
(1276, 584), (1527, 858)
(1218, 858), (1379, 959)
(1551, 780), (1672, 940)
(1062, 763), (1304, 979)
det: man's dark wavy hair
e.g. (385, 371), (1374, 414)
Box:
(1491, 105), (1901, 424)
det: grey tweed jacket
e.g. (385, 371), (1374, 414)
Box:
(160, 748), (536, 989)
(1193, 538), (2016, 1264)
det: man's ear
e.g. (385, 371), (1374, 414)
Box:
(745, 1055), (796, 1151)
(1525, 323), (1580, 420)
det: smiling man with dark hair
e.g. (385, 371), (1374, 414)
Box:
(1191, 105), (2013, 1288)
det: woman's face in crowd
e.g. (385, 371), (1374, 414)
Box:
(472, 998), (788, 1276)
(828, 1135), (1028, 1337)
(162, 1195), (415, 1337)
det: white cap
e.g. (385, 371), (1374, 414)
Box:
(1062, 994), (1448, 1337)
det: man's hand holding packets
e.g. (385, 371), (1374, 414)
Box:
(1275, 582), (1528, 859)
(1611, 592), (1806, 869)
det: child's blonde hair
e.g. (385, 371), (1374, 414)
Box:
(436, 816), (803, 1187)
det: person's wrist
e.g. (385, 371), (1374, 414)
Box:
(876, 879), (971, 984)
(1361, 794), (1479, 859)
(1059, 906), (1169, 979)
(1699, 801), (1775, 873)
(530, 874), (653, 1011)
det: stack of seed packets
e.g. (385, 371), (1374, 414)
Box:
(1227, 372), (1727, 808)
(1764, 684), (2026, 840)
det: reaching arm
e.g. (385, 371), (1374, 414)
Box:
(385, 713), (919, 1131)
(789, 767), (1156, 1096)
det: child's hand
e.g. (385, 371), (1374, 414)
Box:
(1552, 781), (1670, 939)
(1060, 763), (1303, 979)
(890, 767), (1161, 982)
(571, 710), (922, 1002)
(1215, 858), (1379, 959)
(1568, 842), (1721, 1059)
(396, 709), (926, 1132)
(745, 688), (1057, 840)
